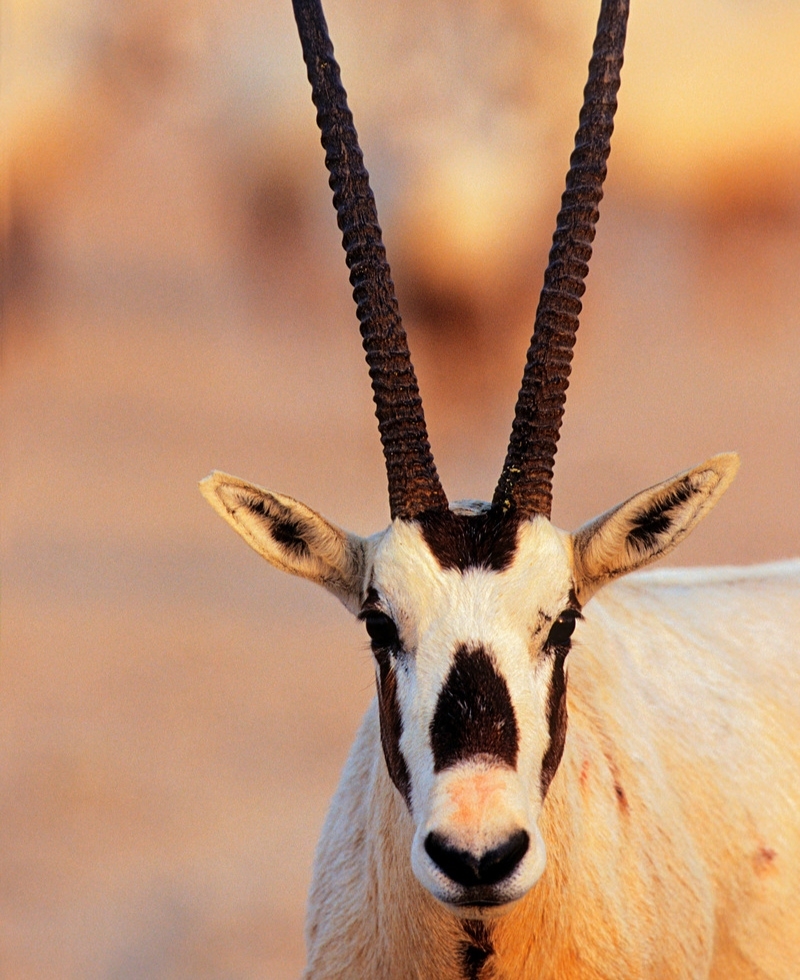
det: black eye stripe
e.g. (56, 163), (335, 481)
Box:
(540, 650), (568, 797)
(358, 603), (411, 805)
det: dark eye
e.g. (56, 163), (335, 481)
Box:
(363, 611), (399, 650)
(546, 611), (578, 648)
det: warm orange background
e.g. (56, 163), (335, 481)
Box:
(2, 1), (799, 977)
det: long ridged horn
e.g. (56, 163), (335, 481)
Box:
(292, 0), (448, 521)
(493, 0), (629, 519)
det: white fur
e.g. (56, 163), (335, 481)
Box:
(305, 560), (800, 978)
(201, 454), (800, 977)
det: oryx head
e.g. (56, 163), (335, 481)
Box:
(201, 0), (738, 912)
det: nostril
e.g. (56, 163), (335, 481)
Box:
(424, 829), (530, 888)
(425, 832), (481, 887)
(481, 829), (530, 885)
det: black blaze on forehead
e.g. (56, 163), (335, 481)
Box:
(417, 508), (521, 572)
(431, 645), (519, 772)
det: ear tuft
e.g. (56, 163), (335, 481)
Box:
(572, 453), (739, 602)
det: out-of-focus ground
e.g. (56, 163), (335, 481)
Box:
(1, 1), (799, 977)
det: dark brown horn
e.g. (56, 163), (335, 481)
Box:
(493, 0), (629, 519)
(292, 0), (448, 521)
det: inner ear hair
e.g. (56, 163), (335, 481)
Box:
(199, 471), (367, 610)
(571, 453), (740, 603)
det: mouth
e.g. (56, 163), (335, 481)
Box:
(446, 893), (522, 920)
(440, 881), (525, 913)
(451, 893), (508, 908)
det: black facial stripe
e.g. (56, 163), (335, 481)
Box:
(376, 656), (411, 806)
(361, 591), (412, 803)
(460, 920), (494, 980)
(540, 652), (568, 797)
(431, 645), (519, 772)
(238, 493), (310, 558)
(362, 585), (381, 611)
(417, 508), (521, 572)
(626, 479), (695, 553)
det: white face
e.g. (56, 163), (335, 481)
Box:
(362, 508), (579, 911)
(201, 454), (738, 912)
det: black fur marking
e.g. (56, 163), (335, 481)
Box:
(270, 517), (310, 555)
(240, 493), (310, 558)
(362, 586), (381, 611)
(540, 652), (568, 797)
(376, 655), (411, 805)
(460, 920), (494, 980)
(360, 589), (411, 803)
(626, 479), (695, 553)
(431, 645), (519, 772)
(417, 508), (521, 573)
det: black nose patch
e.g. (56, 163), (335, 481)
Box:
(430, 645), (519, 772)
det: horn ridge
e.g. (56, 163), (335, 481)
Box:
(292, 0), (448, 520)
(493, 0), (629, 520)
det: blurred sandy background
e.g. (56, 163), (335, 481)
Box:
(2, 0), (799, 977)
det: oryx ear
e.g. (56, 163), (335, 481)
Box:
(200, 472), (367, 613)
(571, 453), (740, 604)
